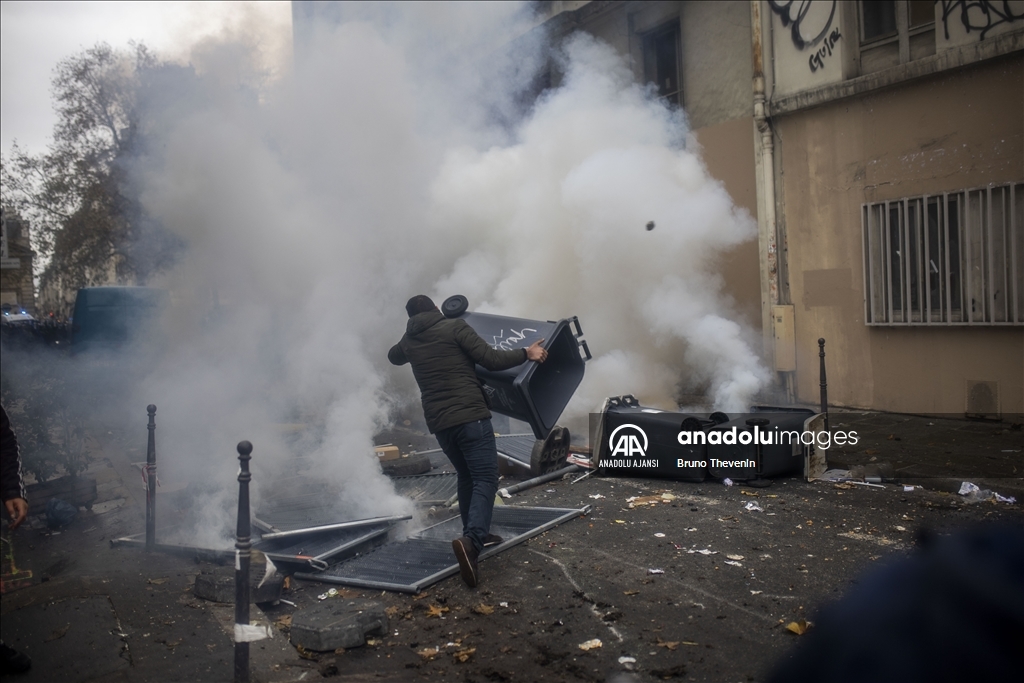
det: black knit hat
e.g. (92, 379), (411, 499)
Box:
(405, 295), (436, 317)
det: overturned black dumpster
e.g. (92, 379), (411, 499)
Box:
(593, 395), (827, 482)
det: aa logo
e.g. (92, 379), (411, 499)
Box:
(608, 424), (648, 457)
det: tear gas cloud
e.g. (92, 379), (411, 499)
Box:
(112, 2), (769, 544)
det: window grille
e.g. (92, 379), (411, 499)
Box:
(862, 183), (1024, 325)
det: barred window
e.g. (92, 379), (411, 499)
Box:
(862, 183), (1024, 325)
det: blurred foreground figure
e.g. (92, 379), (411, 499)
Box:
(768, 523), (1024, 683)
(1, 403), (32, 674)
(389, 295), (547, 587)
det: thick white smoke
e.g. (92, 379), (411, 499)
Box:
(124, 4), (769, 544)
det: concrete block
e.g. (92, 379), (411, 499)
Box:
(193, 566), (284, 604)
(290, 599), (388, 652)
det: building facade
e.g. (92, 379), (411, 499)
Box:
(536, 0), (1023, 416)
(0, 210), (36, 315)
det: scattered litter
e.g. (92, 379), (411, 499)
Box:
(279, 599), (296, 607)
(959, 482), (980, 496)
(786, 619), (813, 635)
(726, 554), (744, 561)
(750, 590), (763, 595)
(453, 647), (476, 663)
(959, 481), (1017, 504)
(147, 577), (168, 585)
(688, 548), (717, 556)
(418, 647), (440, 660)
(317, 588), (340, 600)
(681, 641), (699, 646)
(570, 467), (595, 483)
(499, 601), (509, 608)
(588, 494), (605, 500)
(819, 469), (851, 482)
(661, 493), (677, 501)
(578, 639), (602, 651)
(686, 527), (697, 532)
(903, 485), (916, 492)
(847, 481), (885, 489)
(615, 520), (626, 524)
(648, 568), (665, 575)
(427, 604), (450, 618)
(895, 525), (906, 532)
(723, 478), (734, 486)
(545, 489), (556, 493)
(618, 656), (637, 667)
(744, 501), (763, 512)
(724, 561), (743, 567)
(472, 604), (494, 615)
(656, 638), (680, 650)
(691, 603), (705, 609)
(498, 489), (512, 499)
(654, 533), (666, 538)
(623, 590), (640, 596)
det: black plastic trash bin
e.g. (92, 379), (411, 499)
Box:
(706, 407), (815, 480)
(443, 296), (590, 440)
(594, 395), (711, 482)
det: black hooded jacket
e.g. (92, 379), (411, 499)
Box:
(388, 310), (527, 433)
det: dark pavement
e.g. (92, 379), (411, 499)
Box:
(1, 410), (1021, 682)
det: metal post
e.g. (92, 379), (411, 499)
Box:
(818, 339), (829, 431)
(145, 404), (157, 550)
(234, 440), (253, 683)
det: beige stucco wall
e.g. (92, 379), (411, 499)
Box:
(692, 116), (761, 330)
(777, 53), (1024, 414)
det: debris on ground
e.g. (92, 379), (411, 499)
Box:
(578, 638), (602, 651)
(959, 481), (1017, 504)
(785, 619), (813, 635)
(648, 568), (665, 574)
(744, 501), (763, 512)
(453, 647), (476, 662)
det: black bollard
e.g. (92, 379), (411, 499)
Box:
(234, 440), (253, 683)
(818, 338), (829, 431)
(145, 405), (157, 550)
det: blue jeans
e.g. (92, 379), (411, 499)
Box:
(435, 418), (498, 552)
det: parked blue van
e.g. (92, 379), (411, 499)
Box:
(70, 286), (168, 354)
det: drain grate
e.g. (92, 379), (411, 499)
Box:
(391, 472), (459, 505)
(295, 505), (588, 593)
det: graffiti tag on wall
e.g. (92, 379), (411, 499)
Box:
(769, 0), (841, 73)
(939, 0), (1024, 40)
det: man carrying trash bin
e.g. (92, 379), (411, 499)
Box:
(389, 295), (548, 587)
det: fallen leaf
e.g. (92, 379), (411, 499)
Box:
(453, 647), (476, 663)
(741, 491), (760, 497)
(786, 619), (813, 635)
(578, 638), (602, 651)
(412, 592), (431, 600)
(46, 624), (70, 642)
(385, 606), (401, 617)
(296, 644), (318, 660)
(417, 647), (440, 660)
(427, 604), (450, 618)
(276, 614), (293, 627)
(656, 637), (680, 651)
(366, 638), (382, 646)
(282, 576), (291, 590)
(472, 604), (494, 615)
